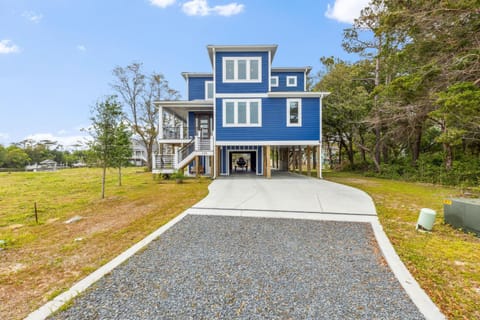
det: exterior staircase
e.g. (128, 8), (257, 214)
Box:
(153, 136), (214, 174)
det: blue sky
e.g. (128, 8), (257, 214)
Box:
(0, 0), (368, 147)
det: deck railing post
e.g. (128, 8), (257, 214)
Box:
(174, 147), (179, 169)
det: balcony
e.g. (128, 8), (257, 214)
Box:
(160, 126), (189, 141)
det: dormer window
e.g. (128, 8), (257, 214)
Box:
(223, 57), (262, 83)
(287, 76), (297, 87)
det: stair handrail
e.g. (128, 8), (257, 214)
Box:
(177, 138), (195, 163)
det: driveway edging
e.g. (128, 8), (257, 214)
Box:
(25, 210), (191, 320)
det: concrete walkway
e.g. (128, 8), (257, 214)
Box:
(29, 173), (445, 320)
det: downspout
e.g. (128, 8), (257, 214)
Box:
(212, 47), (217, 179)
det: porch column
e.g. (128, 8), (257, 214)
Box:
(180, 121), (184, 140)
(266, 145), (271, 179)
(317, 145), (322, 179)
(299, 147), (304, 174)
(215, 146), (220, 178)
(209, 156), (213, 178)
(307, 146), (312, 177)
(158, 106), (164, 139)
(195, 156), (200, 178)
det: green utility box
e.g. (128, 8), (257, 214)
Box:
(443, 198), (480, 237)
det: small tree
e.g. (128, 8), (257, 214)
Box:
(88, 96), (125, 199)
(112, 122), (132, 186)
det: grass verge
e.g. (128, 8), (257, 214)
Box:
(0, 168), (210, 320)
(324, 171), (480, 319)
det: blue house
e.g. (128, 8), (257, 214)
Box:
(153, 45), (329, 178)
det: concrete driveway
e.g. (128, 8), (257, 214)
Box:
(193, 172), (377, 216)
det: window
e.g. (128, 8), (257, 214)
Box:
(287, 76), (297, 87)
(287, 99), (302, 126)
(223, 99), (262, 127)
(222, 57), (262, 83)
(270, 76), (279, 87)
(205, 81), (213, 100)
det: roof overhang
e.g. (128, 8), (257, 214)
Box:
(267, 92), (330, 98)
(154, 100), (213, 121)
(272, 67), (312, 75)
(207, 44), (278, 65)
(181, 72), (213, 80)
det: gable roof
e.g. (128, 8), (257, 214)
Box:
(207, 44), (278, 65)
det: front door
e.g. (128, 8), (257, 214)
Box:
(196, 114), (212, 138)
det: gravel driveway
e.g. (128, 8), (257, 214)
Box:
(51, 215), (424, 319)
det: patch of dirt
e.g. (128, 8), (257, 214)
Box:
(0, 197), (172, 319)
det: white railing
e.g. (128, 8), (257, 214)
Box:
(195, 136), (214, 152)
(153, 154), (175, 170)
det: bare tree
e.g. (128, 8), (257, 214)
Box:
(111, 63), (179, 171)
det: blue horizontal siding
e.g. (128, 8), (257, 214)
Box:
(188, 77), (213, 100)
(271, 72), (305, 92)
(215, 97), (320, 141)
(215, 52), (269, 94)
(188, 112), (195, 137)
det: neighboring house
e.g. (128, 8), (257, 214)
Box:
(129, 138), (148, 166)
(153, 44), (329, 178)
(25, 159), (57, 172)
(129, 138), (158, 167)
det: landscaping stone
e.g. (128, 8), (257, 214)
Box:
(65, 216), (83, 224)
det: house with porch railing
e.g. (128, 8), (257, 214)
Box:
(153, 44), (329, 178)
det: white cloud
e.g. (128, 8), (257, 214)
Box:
(212, 2), (244, 16)
(182, 0), (210, 16)
(182, 0), (244, 16)
(325, 0), (370, 24)
(149, 0), (176, 8)
(77, 45), (87, 52)
(0, 40), (20, 54)
(22, 11), (43, 23)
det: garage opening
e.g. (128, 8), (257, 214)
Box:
(229, 151), (256, 175)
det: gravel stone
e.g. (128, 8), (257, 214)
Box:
(51, 215), (424, 319)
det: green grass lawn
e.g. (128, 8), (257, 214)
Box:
(324, 171), (480, 320)
(0, 167), (210, 320)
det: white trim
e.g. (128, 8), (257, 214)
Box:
(286, 75), (297, 87)
(270, 76), (279, 88)
(272, 67), (312, 74)
(185, 74), (190, 100)
(222, 99), (262, 127)
(287, 98), (302, 127)
(222, 57), (262, 83)
(215, 140), (319, 146)
(216, 93), (268, 98)
(268, 50), (272, 92)
(205, 80), (213, 100)
(304, 72), (307, 91)
(268, 92), (330, 98)
(212, 48), (217, 178)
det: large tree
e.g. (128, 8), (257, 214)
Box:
(111, 63), (179, 171)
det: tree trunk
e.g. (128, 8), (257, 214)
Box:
(118, 166), (122, 186)
(101, 164), (106, 199)
(444, 143), (453, 171)
(411, 124), (423, 165)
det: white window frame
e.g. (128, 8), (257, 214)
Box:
(270, 76), (279, 87)
(286, 76), (297, 87)
(205, 81), (213, 100)
(286, 98), (302, 127)
(222, 99), (262, 127)
(222, 57), (262, 83)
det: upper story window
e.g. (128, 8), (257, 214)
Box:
(287, 99), (302, 127)
(223, 99), (262, 127)
(270, 76), (279, 87)
(286, 76), (297, 87)
(223, 57), (262, 83)
(205, 81), (213, 100)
